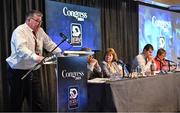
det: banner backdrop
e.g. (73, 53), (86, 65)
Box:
(45, 0), (101, 51)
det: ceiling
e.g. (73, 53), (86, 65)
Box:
(154, 0), (180, 5)
(135, 0), (180, 10)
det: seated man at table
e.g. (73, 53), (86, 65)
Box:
(81, 48), (103, 79)
(131, 44), (156, 75)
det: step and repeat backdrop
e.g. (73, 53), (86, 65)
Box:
(45, 0), (101, 51)
(139, 4), (180, 62)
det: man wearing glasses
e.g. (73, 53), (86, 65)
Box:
(6, 10), (62, 111)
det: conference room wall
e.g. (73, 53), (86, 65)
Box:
(0, 0), (138, 111)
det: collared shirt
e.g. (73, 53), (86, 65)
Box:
(131, 53), (156, 72)
(6, 23), (62, 69)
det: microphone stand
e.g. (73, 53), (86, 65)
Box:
(156, 57), (166, 74)
(164, 59), (177, 72)
(159, 61), (164, 74)
(21, 38), (67, 80)
(117, 60), (125, 78)
(122, 64), (125, 78)
(167, 61), (170, 72)
(177, 57), (180, 60)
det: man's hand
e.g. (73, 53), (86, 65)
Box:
(36, 55), (44, 63)
(89, 58), (98, 67)
(147, 55), (154, 62)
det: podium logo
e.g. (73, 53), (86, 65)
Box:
(68, 86), (78, 110)
(62, 70), (84, 80)
(63, 7), (87, 21)
(69, 88), (78, 99)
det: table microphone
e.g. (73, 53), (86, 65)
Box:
(177, 57), (180, 60)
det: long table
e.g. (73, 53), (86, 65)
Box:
(87, 72), (180, 112)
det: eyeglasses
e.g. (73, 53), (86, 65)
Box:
(31, 18), (42, 24)
(88, 55), (94, 59)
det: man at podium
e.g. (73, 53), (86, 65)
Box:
(6, 10), (62, 111)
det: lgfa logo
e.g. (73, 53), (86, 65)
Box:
(68, 86), (79, 109)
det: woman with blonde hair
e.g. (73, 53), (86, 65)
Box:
(106, 48), (118, 61)
(101, 48), (123, 79)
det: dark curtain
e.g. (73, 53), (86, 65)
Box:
(0, 0), (138, 111)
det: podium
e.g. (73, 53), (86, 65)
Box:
(57, 56), (88, 112)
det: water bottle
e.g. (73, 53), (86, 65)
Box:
(150, 62), (155, 76)
(136, 66), (142, 77)
(176, 62), (180, 71)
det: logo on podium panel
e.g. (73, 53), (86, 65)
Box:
(68, 86), (79, 110)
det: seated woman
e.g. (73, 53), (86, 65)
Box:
(101, 48), (123, 79)
(81, 47), (103, 80)
(154, 48), (168, 71)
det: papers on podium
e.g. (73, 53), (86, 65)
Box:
(64, 51), (94, 56)
(88, 78), (109, 83)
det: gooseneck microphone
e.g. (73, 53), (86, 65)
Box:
(164, 59), (174, 63)
(60, 33), (67, 39)
(177, 57), (180, 60)
(117, 60), (126, 78)
(44, 55), (57, 62)
(21, 32), (69, 80)
(117, 60), (126, 66)
(59, 33), (71, 44)
(164, 59), (177, 71)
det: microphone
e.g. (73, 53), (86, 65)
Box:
(164, 59), (177, 71)
(66, 39), (72, 45)
(117, 60), (126, 66)
(21, 33), (69, 80)
(117, 59), (129, 77)
(164, 59), (170, 62)
(59, 33), (72, 45)
(164, 59), (175, 63)
(60, 33), (68, 40)
(177, 57), (180, 60)
(44, 55), (56, 63)
(164, 59), (176, 66)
